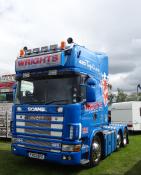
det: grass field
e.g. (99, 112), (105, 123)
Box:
(0, 135), (141, 175)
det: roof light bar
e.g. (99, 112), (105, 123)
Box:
(25, 49), (32, 55)
(19, 39), (69, 58)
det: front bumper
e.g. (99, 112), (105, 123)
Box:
(11, 144), (81, 165)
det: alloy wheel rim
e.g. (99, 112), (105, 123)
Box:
(117, 134), (121, 148)
(123, 131), (127, 145)
(92, 141), (101, 163)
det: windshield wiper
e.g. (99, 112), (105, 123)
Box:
(45, 99), (69, 105)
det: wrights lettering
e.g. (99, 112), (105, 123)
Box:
(18, 54), (60, 67)
(28, 107), (46, 112)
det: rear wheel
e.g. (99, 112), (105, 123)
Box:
(89, 135), (102, 167)
(117, 131), (122, 149)
(122, 128), (129, 147)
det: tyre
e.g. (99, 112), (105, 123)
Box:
(116, 131), (122, 149)
(89, 135), (102, 167)
(122, 128), (129, 147)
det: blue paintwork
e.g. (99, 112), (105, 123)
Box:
(12, 44), (127, 165)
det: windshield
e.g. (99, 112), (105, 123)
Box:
(16, 75), (82, 105)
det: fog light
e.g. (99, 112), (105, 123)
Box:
(62, 155), (67, 160)
(62, 155), (72, 160)
(68, 156), (72, 160)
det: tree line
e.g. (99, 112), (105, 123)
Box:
(108, 86), (141, 105)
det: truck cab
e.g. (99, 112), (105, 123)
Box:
(11, 39), (128, 167)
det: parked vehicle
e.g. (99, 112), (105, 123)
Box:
(111, 101), (141, 131)
(0, 74), (15, 138)
(11, 38), (128, 167)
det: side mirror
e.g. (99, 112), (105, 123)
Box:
(87, 78), (96, 86)
(86, 78), (96, 102)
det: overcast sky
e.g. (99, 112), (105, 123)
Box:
(0, 0), (141, 92)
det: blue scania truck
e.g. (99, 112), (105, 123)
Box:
(11, 38), (128, 167)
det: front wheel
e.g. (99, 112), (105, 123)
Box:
(89, 135), (102, 167)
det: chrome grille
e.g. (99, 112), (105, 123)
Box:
(16, 115), (63, 122)
(24, 139), (61, 148)
(16, 115), (63, 137)
(25, 129), (51, 135)
(26, 146), (50, 151)
(16, 114), (63, 152)
(16, 137), (62, 152)
(25, 122), (51, 128)
(24, 145), (60, 152)
(25, 116), (51, 121)
(25, 139), (52, 147)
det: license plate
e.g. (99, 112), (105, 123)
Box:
(28, 152), (45, 160)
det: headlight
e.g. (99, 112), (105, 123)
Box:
(62, 144), (81, 152)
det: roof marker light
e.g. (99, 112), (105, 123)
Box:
(50, 44), (58, 50)
(33, 48), (40, 54)
(25, 49), (32, 55)
(41, 46), (48, 52)
(60, 41), (66, 50)
(20, 49), (25, 57)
